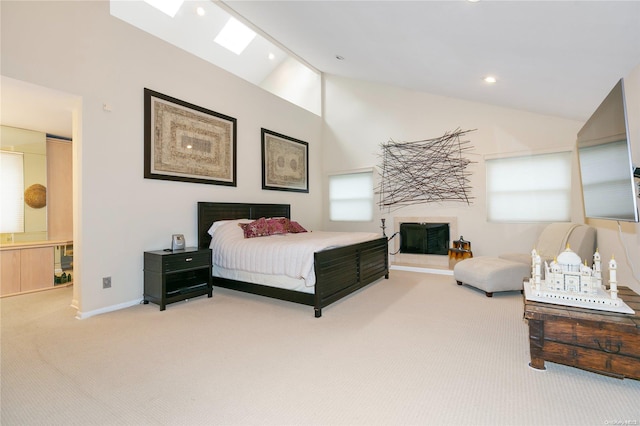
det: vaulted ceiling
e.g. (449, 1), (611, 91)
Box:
(3, 1), (640, 140)
(225, 0), (640, 121)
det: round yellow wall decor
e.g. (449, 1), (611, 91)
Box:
(24, 184), (47, 209)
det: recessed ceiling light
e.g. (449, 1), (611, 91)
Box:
(196, 6), (205, 16)
(484, 76), (497, 84)
(144, 0), (184, 18)
(214, 17), (257, 55)
(268, 53), (275, 60)
(336, 55), (345, 60)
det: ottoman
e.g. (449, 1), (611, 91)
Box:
(453, 256), (529, 297)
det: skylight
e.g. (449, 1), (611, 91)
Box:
(214, 17), (257, 55)
(143, 0), (184, 18)
(110, 0), (321, 116)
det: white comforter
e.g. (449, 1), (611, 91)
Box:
(208, 220), (380, 287)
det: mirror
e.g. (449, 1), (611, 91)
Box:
(0, 125), (48, 243)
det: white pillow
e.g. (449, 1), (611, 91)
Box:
(207, 219), (251, 236)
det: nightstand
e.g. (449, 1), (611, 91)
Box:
(143, 247), (213, 310)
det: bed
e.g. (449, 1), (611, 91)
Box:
(197, 202), (389, 317)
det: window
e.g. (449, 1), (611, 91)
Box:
(329, 170), (374, 221)
(0, 150), (25, 233)
(486, 151), (571, 222)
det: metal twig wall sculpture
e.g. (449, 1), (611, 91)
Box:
(377, 128), (476, 209)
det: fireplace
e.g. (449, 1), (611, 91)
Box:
(393, 217), (457, 269)
(400, 223), (450, 255)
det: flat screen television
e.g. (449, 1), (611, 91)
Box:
(576, 78), (639, 222)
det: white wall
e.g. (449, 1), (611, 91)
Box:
(1, 1), (323, 316)
(322, 74), (640, 293)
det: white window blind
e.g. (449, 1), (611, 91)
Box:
(329, 170), (374, 221)
(486, 151), (571, 222)
(0, 150), (25, 233)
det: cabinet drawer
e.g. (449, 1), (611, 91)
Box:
(544, 318), (640, 359)
(163, 251), (210, 272)
(144, 248), (211, 273)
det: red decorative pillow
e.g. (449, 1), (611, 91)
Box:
(266, 217), (289, 235)
(239, 217), (308, 238)
(238, 217), (271, 238)
(287, 220), (308, 233)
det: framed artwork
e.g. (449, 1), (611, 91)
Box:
(144, 88), (236, 186)
(261, 128), (309, 193)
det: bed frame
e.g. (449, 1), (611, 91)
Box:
(197, 202), (389, 317)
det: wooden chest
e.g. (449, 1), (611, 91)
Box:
(523, 286), (640, 380)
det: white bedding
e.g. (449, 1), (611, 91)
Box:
(212, 264), (313, 293)
(208, 219), (380, 289)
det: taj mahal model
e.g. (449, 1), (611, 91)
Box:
(524, 245), (635, 314)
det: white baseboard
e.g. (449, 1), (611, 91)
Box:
(74, 266), (452, 318)
(75, 298), (144, 320)
(390, 264), (454, 276)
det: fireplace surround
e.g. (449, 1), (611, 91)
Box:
(393, 217), (457, 269)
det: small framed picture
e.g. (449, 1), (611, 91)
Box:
(261, 128), (309, 193)
(144, 88), (237, 186)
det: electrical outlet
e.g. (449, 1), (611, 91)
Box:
(103, 276), (111, 289)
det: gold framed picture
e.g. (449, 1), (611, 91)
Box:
(144, 88), (236, 186)
(261, 128), (309, 193)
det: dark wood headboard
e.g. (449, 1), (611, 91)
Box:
(197, 202), (291, 249)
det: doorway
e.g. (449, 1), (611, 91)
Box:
(1, 76), (80, 311)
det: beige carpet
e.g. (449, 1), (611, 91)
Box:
(1, 271), (639, 425)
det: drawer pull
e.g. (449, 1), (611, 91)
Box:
(594, 339), (621, 354)
(185, 258), (193, 262)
